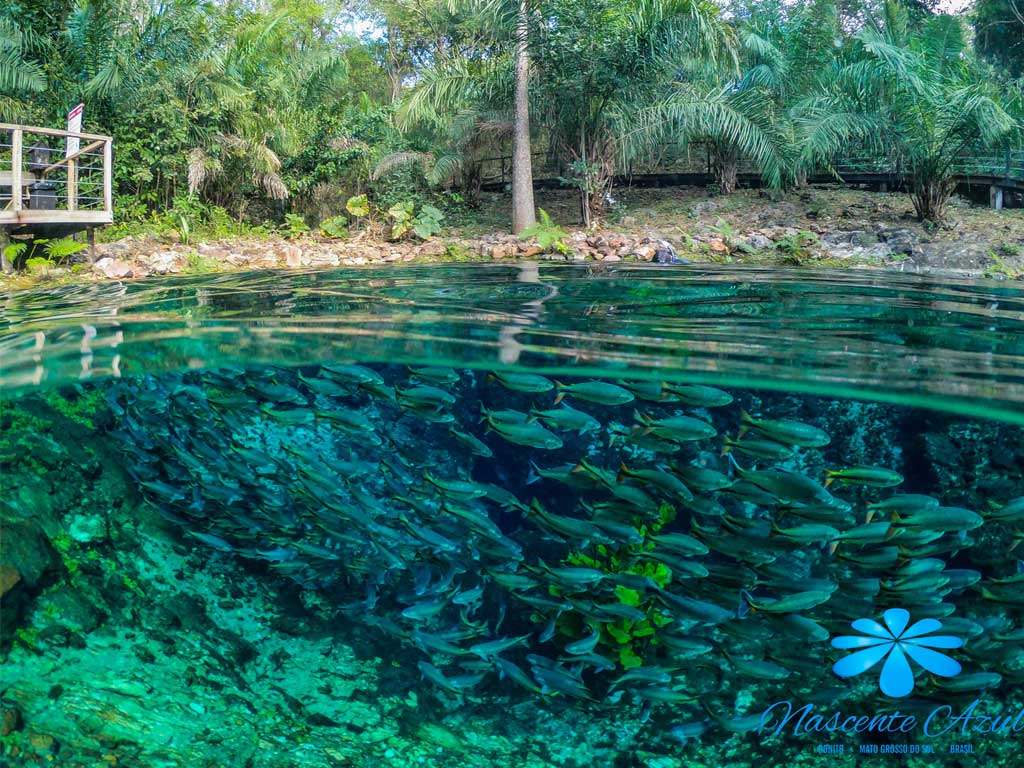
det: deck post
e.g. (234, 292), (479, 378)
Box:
(87, 226), (95, 262)
(11, 128), (22, 211)
(67, 157), (77, 211)
(990, 184), (1004, 211)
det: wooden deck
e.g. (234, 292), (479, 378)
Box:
(1, 123), (113, 237)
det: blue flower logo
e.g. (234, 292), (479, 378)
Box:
(831, 608), (962, 697)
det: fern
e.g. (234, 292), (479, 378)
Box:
(44, 238), (87, 263)
(519, 208), (569, 253)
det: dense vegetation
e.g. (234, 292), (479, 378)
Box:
(1, 0), (1021, 232)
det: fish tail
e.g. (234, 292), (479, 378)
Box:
(478, 402), (489, 423)
(740, 408), (753, 424)
(827, 540), (839, 555)
(864, 509), (875, 524)
(616, 463), (631, 483)
(725, 452), (744, 476)
(553, 392), (565, 405)
(824, 472), (835, 488)
(487, 373), (496, 384)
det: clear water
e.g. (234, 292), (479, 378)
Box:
(1, 264), (1022, 768)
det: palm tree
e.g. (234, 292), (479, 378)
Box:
(0, 18), (47, 121)
(797, 3), (1019, 222)
(535, 0), (736, 224)
(511, 0), (536, 232)
(395, 0), (535, 232)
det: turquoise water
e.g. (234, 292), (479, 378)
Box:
(1, 264), (1023, 767)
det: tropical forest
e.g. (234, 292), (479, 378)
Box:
(1, 0), (1022, 277)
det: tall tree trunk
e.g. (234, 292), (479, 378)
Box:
(712, 144), (739, 194)
(511, 0), (536, 234)
(387, 26), (403, 103)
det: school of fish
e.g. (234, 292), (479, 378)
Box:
(104, 363), (1024, 737)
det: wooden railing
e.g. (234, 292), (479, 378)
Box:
(479, 145), (1024, 188)
(0, 123), (113, 227)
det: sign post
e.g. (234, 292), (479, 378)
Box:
(65, 103), (84, 211)
(66, 103), (84, 158)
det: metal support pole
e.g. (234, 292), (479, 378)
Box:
(990, 185), (1004, 211)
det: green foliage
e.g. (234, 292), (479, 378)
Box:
(25, 256), (54, 273)
(320, 215), (349, 238)
(175, 214), (192, 246)
(519, 209), (569, 253)
(984, 250), (1023, 279)
(184, 251), (219, 274)
(2, 241), (27, 264)
(388, 201), (416, 239)
(974, 0), (1024, 77)
(43, 238), (86, 263)
(774, 230), (820, 262)
(280, 213), (311, 240)
(796, 4), (1019, 222)
(413, 205), (445, 239)
(388, 201), (445, 240)
(346, 194), (370, 218)
(553, 502), (679, 671)
(42, 387), (107, 431)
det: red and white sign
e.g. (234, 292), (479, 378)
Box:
(66, 103), (84, 158)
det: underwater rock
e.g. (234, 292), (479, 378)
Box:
(0, 520), (60, 591)
(1, 706), (21, 736)
(0, 564), (20, 598)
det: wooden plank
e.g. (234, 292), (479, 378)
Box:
(39, 139), (105, 178)
(0, 171), (38, 186)
(0, 122), (111, 143)
(0, 210), (112, 225)
(11, 129), (22, 212)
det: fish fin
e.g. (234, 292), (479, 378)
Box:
(486, 373), (496, 384)
(865, 509), (875, 524)
(553, 392), (565, 405)
(828, 540), (839, 555)
(526, 463), (541, 486)
(824, 476), (834, 488)
(617, 463), (631, 483)
(1009, 540), (1020, 553)
(739, 589), (757, 614)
